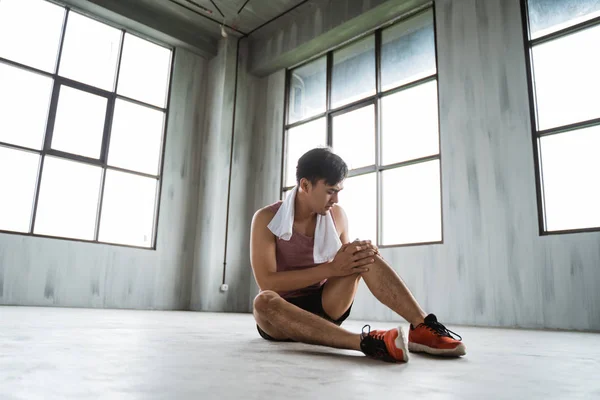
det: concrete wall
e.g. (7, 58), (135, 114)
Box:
(249, 0), (430, 75)
(189, 38), (238, 311)
(188, 38), (285, 313)
(245, 0), (600, 331)
(0, 48), (207, 310)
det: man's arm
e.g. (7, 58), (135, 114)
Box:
(250, 207), (333, 293)
(331, 204), (350, 244)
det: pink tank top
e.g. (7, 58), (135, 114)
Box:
(268, 201), (337, 299)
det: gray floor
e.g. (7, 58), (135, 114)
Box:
(1, 307), (599, 399)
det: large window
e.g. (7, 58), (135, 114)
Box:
(522, 0), (600, 234)
(282, 8), (441, 247)
(0, 0), (173, 248)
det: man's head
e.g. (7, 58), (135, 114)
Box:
(296, 147), (348, 215)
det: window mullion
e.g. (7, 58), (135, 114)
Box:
(326, 52), (333, 112)
(375, 102), (382, 246)
(30, 80), (62, 233)
(100, 96), (116, 165)
(113, 30), (126, 92)
(54, 8), (69, 76)
(94, 169), (107, 241)
(326, 52), (333, 147)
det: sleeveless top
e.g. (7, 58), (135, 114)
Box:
(268, 201), (337, 299)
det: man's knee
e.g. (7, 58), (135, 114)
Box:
(253, 290), (281, 316)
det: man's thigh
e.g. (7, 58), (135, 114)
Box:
(321, 274), (362, 321)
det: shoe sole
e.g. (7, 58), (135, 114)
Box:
(393, 326), (409, 363)
(408, 342), (466, 357)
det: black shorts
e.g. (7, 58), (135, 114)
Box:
(256, 286), (353, 342)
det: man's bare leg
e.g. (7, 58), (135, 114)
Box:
(253, 290), (361, 350)
(322, 255), (426, 327)
(363, 255), (427, 326)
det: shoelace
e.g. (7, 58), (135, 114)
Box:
(361, 325), (385, 340)
(361, 324), (371, 339)
(361, 325), (388, 359)
(423, 320), (462, 341)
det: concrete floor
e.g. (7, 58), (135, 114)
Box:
(1, 307), (599, 399)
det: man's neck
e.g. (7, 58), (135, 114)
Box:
(294, 193), (316, 222)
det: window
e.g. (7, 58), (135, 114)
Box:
(522, 0), (600, 234)
(0, 0), (173, 248)
(282, 8), (441, 247)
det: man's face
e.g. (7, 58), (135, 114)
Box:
(301, 178), (344, 215)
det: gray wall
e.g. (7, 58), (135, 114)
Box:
(0, 48), (207, 309)
(188, 38), (285, 313)
(245, 0), (600, 331)
(189, 38), (238, 312)
(248, 0), (428, 75)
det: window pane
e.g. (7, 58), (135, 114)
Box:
(288, 57), (326, 124)
(0, 147), (39, 233)
(540, 126), (600, 231)
(332, 36), (375, 109)
(0, 0), (64, 72)
(332, 105), (375, 170)
(99, 170), (157, 247)
(527, 0), (600, 39)
(339, 173), (377, 242)
(117, 34), (171, 108)
(108, 100), (164, 175)
(34, 157), (101, 240)
(381, 80), (439, 165)
(59, 12), (121, 91)
(51, 86), (107, 159)
(532, 25), (600, 130)
(285, 118), (327, 187)
(0, 63), (53, 149)
(382, 160), (441, 245)
(381, 9), (436, 91)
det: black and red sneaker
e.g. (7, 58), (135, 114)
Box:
(360, 325), (409, 363)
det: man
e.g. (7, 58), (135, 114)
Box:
(250, 147), (465, 362)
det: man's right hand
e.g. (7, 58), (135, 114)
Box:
(327, 240), (377, 277)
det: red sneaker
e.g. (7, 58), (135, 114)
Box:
(360, 325), (409, 363)
(408, 314), (466, 357)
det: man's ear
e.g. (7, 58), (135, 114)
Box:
(299, 178), (311, 192)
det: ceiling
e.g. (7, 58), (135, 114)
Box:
(167, 0), (309, 36)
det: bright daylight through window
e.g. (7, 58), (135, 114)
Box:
(283, 8), (441, 246)
(523, 0), (600, 233)
(0, 0), (173, 248)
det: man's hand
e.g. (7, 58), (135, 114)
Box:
(350, 239), (380, 256)
(328, 240), (378, 277)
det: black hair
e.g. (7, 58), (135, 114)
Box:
(296, 147), (348, 186)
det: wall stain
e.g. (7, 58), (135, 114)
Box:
(91, 279), (100, 297)
(467, 159), (480, 210)
(475, 0), (489, 31)
(541, 249), (555, 303)
(507, 226), (522, 300)
(475, 286), (486, 315)
(499, 65), (510, 113)
(0, 257), (4, 298)
(494, 162), (508, 203)
(457, 254), (464, 279)
(570, 250), (583, 277)
(44, 269), (55, 300)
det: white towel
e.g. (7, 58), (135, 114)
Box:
(267, 186), (342, 263)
